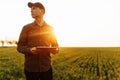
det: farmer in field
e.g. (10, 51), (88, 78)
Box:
(17, 2), (59, 80)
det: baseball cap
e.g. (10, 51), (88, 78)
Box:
(28, 2), (45, 12)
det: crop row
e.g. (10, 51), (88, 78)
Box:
(52, 47), (120, 80)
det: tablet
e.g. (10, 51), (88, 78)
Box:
(36, 46), (57, 49)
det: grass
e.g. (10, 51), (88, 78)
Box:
(0, 47), (120, 80)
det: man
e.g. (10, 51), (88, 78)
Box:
(17, 2), (59, 80)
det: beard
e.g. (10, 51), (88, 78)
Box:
(32, 14), (42, 20)
(32, 14), (39, 19)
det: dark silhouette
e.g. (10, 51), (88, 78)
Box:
(17, 2), (59, 80)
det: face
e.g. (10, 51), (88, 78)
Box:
(31, 6), (43, 19)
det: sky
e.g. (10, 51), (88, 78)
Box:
(0, 0), (120, 47)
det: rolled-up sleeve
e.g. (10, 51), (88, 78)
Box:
(17, 27), (31, 54)
(49, 28), (59, 54)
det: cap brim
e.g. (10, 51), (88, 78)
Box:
(28, 2), (33, 8)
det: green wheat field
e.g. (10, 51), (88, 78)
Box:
(0, 47), (120, 80)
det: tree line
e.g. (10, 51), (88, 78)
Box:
(0, 40), (17, 47)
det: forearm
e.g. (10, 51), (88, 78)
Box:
(17, 44), (31, 54)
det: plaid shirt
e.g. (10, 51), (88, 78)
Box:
(17, 21), (58, 72)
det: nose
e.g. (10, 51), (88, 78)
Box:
(31, 8), (34, 13)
